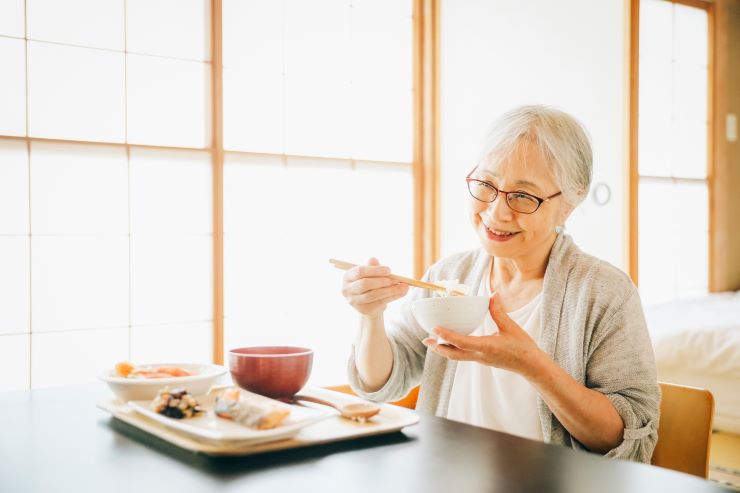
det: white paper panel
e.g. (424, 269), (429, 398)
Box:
(673, 63), (708, 123)
(671, 119), (708, 179)
(223, 152), (283, 236)
(222, 0), (281, 70)
(639, 0), (672, 64)
(638, 179), (708, 305)
(126, 0), (210, 61)
(0, 0), (25, 37)
(126, 54), (210, 148)
(638, 59), (671, 125)
(222, 0), (412, 161)
(130, 236), (212, 326)
(283, 0), (351, 158)
(31, 237), (129, 332)
(223, 67), (283, 154)
(27, 0), (124, 50)
(130, 148), (212, 235)
(639, 0), (708, 184)
(0, 37), (26, 136)
(131, 322), (212, 364)
(0, 334), (30, 392)
(673, 3), (708, 67)
(221, 1), (283, 152)
(223, 155), (413, 385)
(30, 142), (128, 235)
(351, 0), (412, 162)
(0, 237), (30, 335)
(0, 139), (29, 234)
(31, 328), (128, 388)
(27, 42), (125, 142)
(638, 113), (672, 177)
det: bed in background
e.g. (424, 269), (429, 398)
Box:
(644, 291), (740, 434)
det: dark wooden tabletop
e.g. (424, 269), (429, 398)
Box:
(0, 385), (730, 493)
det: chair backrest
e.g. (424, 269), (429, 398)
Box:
(651, 382), (714, 478)
(324, 384), (420, 410)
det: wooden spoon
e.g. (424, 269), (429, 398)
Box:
(292, 394), (381, 422)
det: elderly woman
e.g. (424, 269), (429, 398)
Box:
(341, 105), (660, 462)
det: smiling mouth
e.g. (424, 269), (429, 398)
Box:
(484, 225), (519, 236)
(484, 224), (521, 240)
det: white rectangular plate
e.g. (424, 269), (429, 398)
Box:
(127, 393), (331, 444)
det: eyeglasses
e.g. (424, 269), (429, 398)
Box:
(466, 175), (562, 214)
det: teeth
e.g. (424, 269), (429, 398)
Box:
(487, 226), (516, 236)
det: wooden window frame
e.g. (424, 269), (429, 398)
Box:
(0, 0), (438, 367)
(413, 0), (441, 280)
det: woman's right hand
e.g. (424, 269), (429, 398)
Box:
(341, 257), (410, 318)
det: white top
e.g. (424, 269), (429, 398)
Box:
(446, 260), (544, 441)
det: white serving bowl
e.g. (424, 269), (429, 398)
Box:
(411, 296), (490, 344)
(99, 363), (228, 402)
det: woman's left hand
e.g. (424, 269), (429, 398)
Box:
(422, 292), (545, 379)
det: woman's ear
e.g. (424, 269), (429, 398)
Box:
(556, 201), (576, 229)
(558, 187), (589, 225)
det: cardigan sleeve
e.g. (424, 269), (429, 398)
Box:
(346, 269), (433, 404)
(585, 288), (661, 463)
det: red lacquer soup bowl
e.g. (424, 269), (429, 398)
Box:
(228, 346), (313, 399)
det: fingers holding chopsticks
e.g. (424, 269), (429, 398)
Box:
(343, 258), (390, 281)
(341, 258), (410, 317)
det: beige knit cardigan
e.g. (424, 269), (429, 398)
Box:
(347, 233), (661, 463)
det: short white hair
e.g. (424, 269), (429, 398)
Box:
(477, 105), (593, 209)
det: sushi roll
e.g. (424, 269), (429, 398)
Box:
(214, 387), (290, 430)
(150, 387), (203, 419)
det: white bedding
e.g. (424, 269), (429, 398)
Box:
(643, 291), (740, 433)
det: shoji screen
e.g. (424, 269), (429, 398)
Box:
(0, 0), (213, 391)
(222, 0), (414, 386)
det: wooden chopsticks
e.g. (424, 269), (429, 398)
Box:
(328, 259), (466, 297)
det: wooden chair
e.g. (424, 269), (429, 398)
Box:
(651, 382), (715, 478)
(324, 384), (420, 410)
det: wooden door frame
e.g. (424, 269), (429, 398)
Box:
(625, 0), (714, 287)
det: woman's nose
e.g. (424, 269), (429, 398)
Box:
(487, 193), (514, 222)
